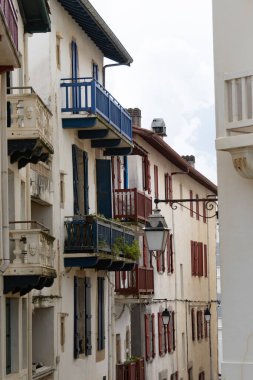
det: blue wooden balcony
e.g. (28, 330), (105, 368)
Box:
(64, 215), (137, 271)
(61, 78), (133, 156)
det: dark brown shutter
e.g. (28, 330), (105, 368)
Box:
(144, 314), (150, 360)
(191, 240), (195, 275)
(170, 234), (174, 273)
(165, 173), (169, 203)
(204, 318), (208, 339)
(151, 313), (156, 358)
(158, 312), (163, 356)
(146, 158), (151, 194)
(169, 175), (173, 206)
(191, 308), (195, 341)
(203, 201), (207, 223)
(117, 156), (122, 189)
(167, 236), (171, 273)
(154, 165), (159, 198)
(198, 242), (203, 276)
(172, 311), (176, 350)
(157, 252), (162, 272)
(204, 244), (208, 277)
(168, 316), (172, 353)
(143, 236), (148, 267)
(196, 194), (199, 220)
(194, 241), (198, 276)
(190, 190), (193, 217)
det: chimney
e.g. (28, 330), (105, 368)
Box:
(128, 108), (141, 128)
(182, 155), (195, 168)
(151, 118), (167, 137)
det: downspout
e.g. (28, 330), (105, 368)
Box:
(102, 63), (130, 88)
(0, 72), (10, 270)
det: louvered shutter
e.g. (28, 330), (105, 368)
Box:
(200, 310), (203, 339)
(190, 190), (193, 217)
(158, 312), (163, 356)
(117, 156), (122, 189)
(194, 242), (198, 276)
(154, 165), (159, 198)
(144, 314), (150, 360)
(143, 236), (148, 267)
(204, 319), (208, 339)
(111, 156), (115, 191)
(74, 276), (79, 358)
(165, 173), (169, 203)
(204, 244), (208, 277)
(167, 235), (171, 273)
(196, 194), (199, 220)
(147, 160), (151, 194)
(170, 234), (174, 273)
(72, 145), (79, 215)
(85, 277), (92, 355)
(151, 313), (156, 357)
(168, 317), (172, 352)
(198, 242), (203, 276)
(191, 241), (195, 275)
(191, 308), (195, 341)
(169, 175), (173, 205)
(203, 201), (207, 223)
(83, 151), (89, 215)
(172, 311), (176, 350)
(157, 252), (162, 272)
(97, 277), (105, 351)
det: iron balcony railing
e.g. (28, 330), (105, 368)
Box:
(60, 77), (132, 141)
(115, 265), (154, 295)
(116, 358), (145, 380)
(64, 215), (136, 257)
(0, 0), (18, 49)
(114, 188), (152, 223)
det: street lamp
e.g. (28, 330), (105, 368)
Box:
(204, 305), (213, 380)
(143, 208), (170, 256)
(162, 308), (171, 326)
(204, 306), (211, 323)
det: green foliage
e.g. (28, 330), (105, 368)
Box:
(112, 237), (140, 261)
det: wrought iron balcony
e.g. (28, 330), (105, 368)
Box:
(0, 0), (19, 70)
(114, 188), (152, 223)
(60, 78), (133, 156)
(115, 265), (154, 296)
(64, 215), (137, 270)
(116, 357), (145, 380)
(30, 163), (52, 206)
(4, 221), (56, 295)
(7, 87), (54, 168)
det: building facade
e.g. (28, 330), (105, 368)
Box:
(213, 1), (253, 379)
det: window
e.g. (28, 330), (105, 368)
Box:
(199, 371), (205, 380)
(97, 277), (105, 351)
(188, 367), (193, 380)
(164, 174), (173, 205)
(168, 311), (176, 353)
(167, 234), (174, 273)
(191, 308), (196, 341)
(197, 310), (203, 340)
(157, 251), (165, 273)
(189, 190), (193, 217)
(92, 62), (99, 80)
(154, 165), (159, 198)
(144, 313), (156, 360)
(6, 298), (19, 374)
(191, 241), (205, 277)
(143, 157), (151, 194)
(56, 33), (62, 69)
(204, 245), (208, 277)
(170, 372), (178, 380)
(158, 312), (167, 356)
(60, 172), (65, 208)
(74, 277), (92, 358)
(72, 145), (89, 215)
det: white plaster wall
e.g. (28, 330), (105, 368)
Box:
(213, 1), (253, 378)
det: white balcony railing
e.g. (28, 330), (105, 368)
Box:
(7, 87), (53, 150)
(225, 71), (253, 132)
(30, 163), (52, 205)
(9, 222), (55, 268)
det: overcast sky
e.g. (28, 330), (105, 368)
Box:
(90, 0), (216, 183)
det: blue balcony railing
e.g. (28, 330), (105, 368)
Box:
(61, 77), (132, 141)
(64, 215), (136, 257)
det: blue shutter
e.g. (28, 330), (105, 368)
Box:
(74, 276), (79, 358)
(71, 40), (79, 112)
(72, 145), (79, 215)
(85, 277), (92, 355)
(96, 159), (112, 218)
(97, 277), (105, 351)
(92, 63), (99, 81)
(6, 299), (11, 374)
(83, 151), (89, 214)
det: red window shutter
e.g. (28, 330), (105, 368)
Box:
(165, 173), (169, 203)
(172, 311), (176, 350)
(191, 308), (195, 341)
(167, 236), (171, 273)
(203, 201), (207, 223)
(158, 312), (163, 356)
(169, 175), (173, 205)
(117, 156), (122, 189)
(196, 194), (199, 220)
(144, 314), (150, 360)
(204, 319), (208, 339)
(164, 323), (167, 353)
(191, 240), (194, 275)
(170, 234), (174, 273)
(147, 159), (151, 194)
(154, 165), (159, 198)
(198, 242), (203, 276)
(168, 317), (172, 353)
(190, 190), (193, 217)
(142, 157), (146, 191)
(200, 310), (203, 339)
(143, 236), (148, 267)
(204, 244), (208, 277)
(194, 242), (198, 276)
(151, 313), (156, 358)
(157, 252), (162, 272)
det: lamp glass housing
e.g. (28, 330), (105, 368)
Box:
(204, 307), (211, 322)
(162, 308), (171, 326)
(143, 209), (170, 253)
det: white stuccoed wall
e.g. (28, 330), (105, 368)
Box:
(213, 1), (253, 378)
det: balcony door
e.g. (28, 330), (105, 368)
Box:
(96, 159), (112, 219)
(72, 145), (89, 215)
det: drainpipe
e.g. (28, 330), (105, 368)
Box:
(0, 72), (10, 270)
(102, 63), (130, 88)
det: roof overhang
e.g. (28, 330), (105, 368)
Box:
(17, 0), (51, 33)
(57, 0), (133, 64)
